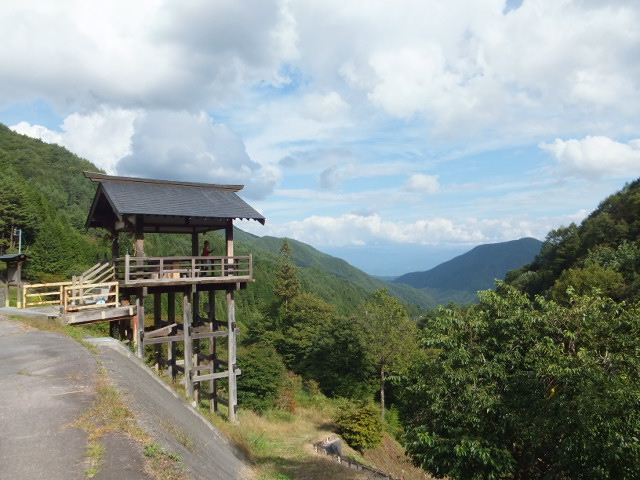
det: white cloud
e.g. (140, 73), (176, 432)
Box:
(302, 92), (349, 122)
(541, 136), (640, 179)
(0, 0), (295, 111)
(11, 122), (63, 144)
(116, 110), (279, 199)
(245, 211), (561, 248)
(11, 107), (137, 173)
(403, 174), (440, 194)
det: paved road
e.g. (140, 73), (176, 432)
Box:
(0, 317), (252, 480)
(0, 319), (99, 480)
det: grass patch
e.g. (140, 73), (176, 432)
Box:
(144, 443), (185, 480)
(72, 369), (186, 479)
(8, 314), (105, 353)
(202, 403), (373, 480)
(84, 442), (106, 478)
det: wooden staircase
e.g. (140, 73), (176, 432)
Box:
(62, 260), (126, 325)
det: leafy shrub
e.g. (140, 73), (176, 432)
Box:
(384, 405), (402, 440)
(237, 343), (286, 412)
(276, 371), (302, 413)
(335, 402), (382, 451)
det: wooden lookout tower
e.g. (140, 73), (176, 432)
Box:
(84, 171), (265, 421)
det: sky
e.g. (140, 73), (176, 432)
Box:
(2, 0), (640, 276)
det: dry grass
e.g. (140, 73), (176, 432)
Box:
(72, 369), (187, 480)
(202, 395), (431, 480)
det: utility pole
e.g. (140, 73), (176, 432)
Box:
(13, 228), (22, 253)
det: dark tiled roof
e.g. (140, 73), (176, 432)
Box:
(85, 172), (265, 231)
(101, 181), (264, 220)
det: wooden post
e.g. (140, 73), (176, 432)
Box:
(225, 220), (234, 276)
(154, 292), (162, 372)
(183, 288), (194, 402)
(168, 292), (176, 380)
(227, 287), (238, 422)
(209, 289), (218, 412)
(135, 288), (145, 359)
(135, 215), (144, 257)
(225, 220), (234, 256)
(191, 231), (201, 404)
(124, 254), (130, 283)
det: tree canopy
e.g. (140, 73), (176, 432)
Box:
(398, 285), (640, 479)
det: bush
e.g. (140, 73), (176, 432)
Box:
(237, 343), (286, 412)
(276, 371), (302, 413)
(335, 402), (382, 451)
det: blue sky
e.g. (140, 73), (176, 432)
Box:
(2, 0), (640, 275)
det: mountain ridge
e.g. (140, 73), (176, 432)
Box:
(393, 237), (543, 304)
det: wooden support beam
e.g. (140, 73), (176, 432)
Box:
(183, 289), (194, 401)
(167, 292), (176, 380)
(227, 287), (238, 422)
(135, 288), (145, 359)
(191, 330), (230, 340)
(153, 293), (162, 371)
(209, 289), (218, 413)
(192, 371), (230, 383)
(143, 334), (185, 345)
(145, 323), (177, 339)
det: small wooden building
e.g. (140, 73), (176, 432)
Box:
(84, 171), (265, 422)
(0, 253), (29, 285)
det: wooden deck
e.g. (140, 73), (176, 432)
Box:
(114, 254), (253, 288)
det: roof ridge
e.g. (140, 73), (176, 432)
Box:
(83, 171), (244, 192)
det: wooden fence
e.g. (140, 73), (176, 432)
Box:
(20, 281), (71, 309)
(19, 280), (119, 312)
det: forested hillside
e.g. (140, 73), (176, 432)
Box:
(0, 124), (105, 280)
(394, 237), (542, 305)
(0, 123), (432, 315)
(398, 180), (640, 479)
(506, 179), (640, 303)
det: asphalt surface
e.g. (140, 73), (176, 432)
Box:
(0, 315), (252, 480)
(0, 319), (97, 480)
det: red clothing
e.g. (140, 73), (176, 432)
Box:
(202, 245), (211, 256)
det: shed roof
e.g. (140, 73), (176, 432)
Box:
(84, 172), (265, 234)
(0, 253), (29, 263)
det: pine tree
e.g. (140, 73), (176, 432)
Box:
(273, 238), (301, 309)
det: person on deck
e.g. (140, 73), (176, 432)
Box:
(202, 240), (211, 275)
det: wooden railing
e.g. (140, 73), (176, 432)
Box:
(20, 280), (120, 312)
(20, 281), (71, 309)
(62, 281), (120, 312)
(114, 254), (253, 285)
(75, 260), (114, 286)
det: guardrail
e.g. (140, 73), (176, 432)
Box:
(314, 438), (401, 480)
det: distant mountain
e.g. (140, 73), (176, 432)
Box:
(393, 238), (543, 305)
(233, 231), (437, 313)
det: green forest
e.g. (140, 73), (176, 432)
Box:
(2, 123), (640, 479)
